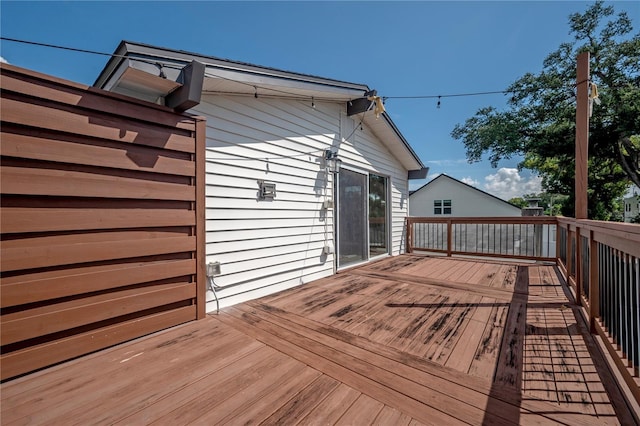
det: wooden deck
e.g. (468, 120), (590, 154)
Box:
(2, 255), (637, 425)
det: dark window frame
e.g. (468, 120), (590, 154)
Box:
(443, 199), (452, 215)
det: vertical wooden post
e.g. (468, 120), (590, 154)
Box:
(576, 226), (583, 301)
(555, 219), (561, 261)
(588, 231), (599, 333)
(406, 217), (413, 253)
(567, 228), (573, 287)
(575, 52), (590, 220)
(446, 219), (452, 257)
(195, 117), (207, 320)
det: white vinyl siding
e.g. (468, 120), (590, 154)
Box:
(192, 95), (409, 311)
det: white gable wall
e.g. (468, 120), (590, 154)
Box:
(409, 177), (521, 217)
(191, 95), (409, 311)
(624, 195), (640, 222)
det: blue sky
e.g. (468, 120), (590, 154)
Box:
(2, 1), (638, 199)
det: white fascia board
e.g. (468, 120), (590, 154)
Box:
(94, 41), (425, 171)
(201, 65), (367, 100)
(99, 41), (369, 100)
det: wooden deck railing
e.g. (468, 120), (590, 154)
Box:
(406, 216), (557, 261)
(557, 218), (640, 404)
(406, 215), (640, 405)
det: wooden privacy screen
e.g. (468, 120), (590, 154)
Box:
(0, 64), (206, 381)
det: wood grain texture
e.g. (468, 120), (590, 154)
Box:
(1, 207), (195, 234)
(0, 70), (197, 131)
(0, 63), (203, 380)
(1, 96), (196, 153)
(0, 306), (195, 381)
(1, 166), (195, 200)
(1, 281), (196, 345)
(1, 235), (196, 272)
(1, 130), (196, 177)
(1, 259), (196, 307)
(1, 256), (634, 424)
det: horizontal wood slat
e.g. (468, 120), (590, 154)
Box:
(1, 131), (196, 177)
(1, 207), (195, 234)
(1, 97), (196, 153)
(1, 166), (195, 200)
(0, 306), (196, 381)
(593, 230), (640, 258)
(2, 281), (196, 346)
(1, 236), (196, 272)
(0, 71), (197, 131)
(0, 63), (204, 380)
(1, 259), (197, 308)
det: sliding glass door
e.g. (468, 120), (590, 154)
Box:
(337, 169), (389, 268)
(337, 168), (367, 267)
(369, 173), (388, 257)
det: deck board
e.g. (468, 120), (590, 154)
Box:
(1, 255), (636, 425)
(297, 383), (361, 425)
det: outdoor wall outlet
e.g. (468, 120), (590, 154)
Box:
(323, 200), (334, 209)
(207, 261), (221, 277)
(323, 245), (334, 255)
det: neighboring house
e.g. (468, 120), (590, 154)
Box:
(623, 186), (640, 222)
(95, 41), (427, 311)
(409, 174), (521, 217)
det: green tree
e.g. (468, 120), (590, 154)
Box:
(508, 197), (528, 208)
(452, 1), (640, 220)
(509, 192), (568, 215)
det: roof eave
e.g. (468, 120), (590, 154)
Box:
(94, 40), (426, 173)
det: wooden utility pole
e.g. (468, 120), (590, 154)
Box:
(575, 52), (590, 219)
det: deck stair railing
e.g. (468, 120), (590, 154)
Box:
(406, 216), (640, 405)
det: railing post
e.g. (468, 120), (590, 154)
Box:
(567, 227), (573, 289)
(534, 222), (543, 257)
(555, 219), (561, 262)
(588, 230), (599, 333)
(576, 225), (583, 303)
(446, 219), (452, 257)
(406, 217), (413, 254)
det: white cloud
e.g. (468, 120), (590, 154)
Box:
(461, 177), (479, 187)
(0, 56), (8, 64)
(483, 168), (542, 200)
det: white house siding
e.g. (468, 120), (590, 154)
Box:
(409, 176), (521, 217)
(192, 95), (409, 311)
(624, 195), (640, 222)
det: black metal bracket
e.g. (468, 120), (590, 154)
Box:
(347, 90), (377, 116)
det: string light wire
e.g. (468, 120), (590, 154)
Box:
(1, 36), (528, 104)
(0, 36), (186, 71)
(1, 36), (593, 106)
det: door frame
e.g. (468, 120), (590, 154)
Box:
(334, 165), (391, 270)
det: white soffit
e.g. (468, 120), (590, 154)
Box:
(200, 67), (366, 101)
